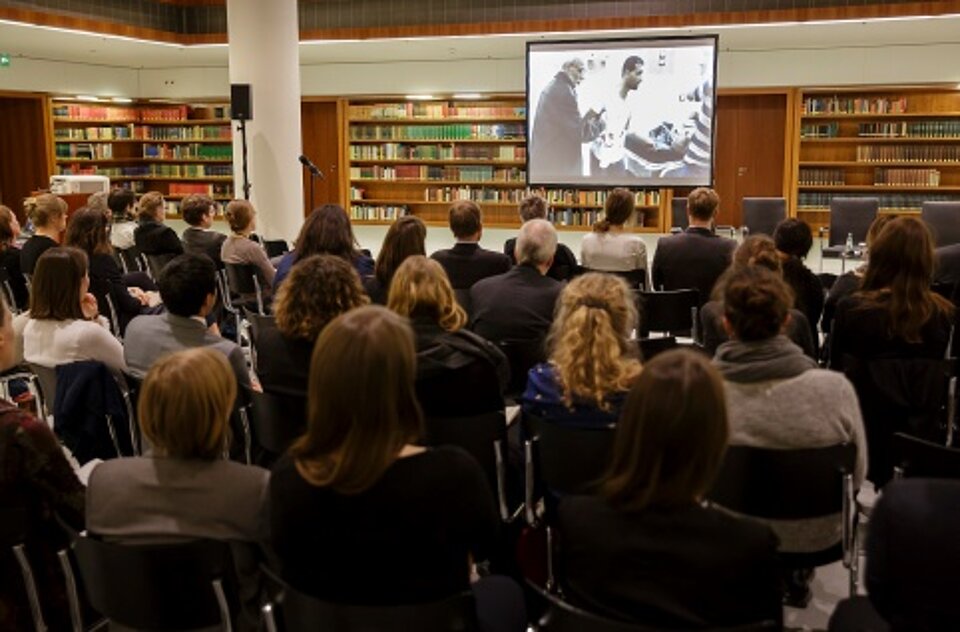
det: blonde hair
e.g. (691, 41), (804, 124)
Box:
(138, 191), (165, 221)
(138, 348), (236, 460)
(225, 199), (255, 234)
(387, 255), (467, 332)
(548, 273), (641, 409)
(27, 194), (67, 228)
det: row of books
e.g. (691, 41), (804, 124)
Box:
(856, 145), (960, 162)
(349, 143), (525, 161)
(349, 103), (525, 120)
(144, 164), (233, 177)
(133, 125), (232, 141)
(168, 183), (233, 196)
(424, 187), (529, 203)
(349, 165), (524, 183)
(799, 169), (845, 186)
(143, 143), (233, 160)
(797, 192), (959, 210)
(874, 168), (941, 187)
(800, 122), (839, 139)
(54, 126), (134, 140)
(349, 205), (408, 221)
(802, 96), (908, 115)
(54, 143), (115, 159)
(541, 188), (661, 207)
(349, 123), (525, 141)
(859, 121), (960, 138)
(53, 105), (193, 121)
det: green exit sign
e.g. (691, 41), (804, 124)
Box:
(0, 54), (10, 68)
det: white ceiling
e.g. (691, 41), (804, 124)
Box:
(1, 13), (959, 69)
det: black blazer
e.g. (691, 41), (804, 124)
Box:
(430, 242), (511, 290)
(134, 219), (184, 257)
(88, 252), (143, 334)
(651, 227), (735, 305)
(559, 495), (782, 629)
(252, 317), (312, 397)
(504, 237), (579, 281)
(781, 255), (825, 340)
(20, 235), (59, 276)
(469, 263), (562, 343)
(363, 276), (389, 306)
(181, 227), (226, 267)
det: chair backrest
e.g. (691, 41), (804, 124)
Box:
(497, 338), (547, 398)
(27, 362), (57, 422)
(583, 268), (646, 291)
(922, 201), (960, 247)
(535, 418), (615, 496)
(671, 197), (688, 231)
(1, 506), (48, 632)
(142, 252), (177, 280)
(249, 388), (307, 455)
(817, 272), (838, 292)
(116, 247), (143, 274)
(708, 443), (856, 520)
(638, 289), (700, 337)
(827, 197), (879, 247)
(740, 197), (787, 237)
(72, 535), (234, 630)
(0, 266), (20, 314)
(892, 432), (960, 479)
(263, 239), (290, 259)
(224, 262), (265, 315)
(423, 411), (507, 493)
(638, 336), (678, 361)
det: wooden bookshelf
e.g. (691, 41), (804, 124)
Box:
(793, 86), (960, 231)
(344, 97), (667, 232)
(50, 100), (234, 216)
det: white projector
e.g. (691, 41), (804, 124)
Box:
(49, 175), (110, 195)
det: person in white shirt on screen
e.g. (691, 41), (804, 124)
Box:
(590, 55), (645, 177)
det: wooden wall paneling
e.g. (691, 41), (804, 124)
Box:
(300, 98), (345, 217)
(0, 94), (51, 220)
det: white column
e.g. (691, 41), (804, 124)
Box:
(226, 0), (303, 241)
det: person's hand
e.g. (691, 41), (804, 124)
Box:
(81, 293), (99, 320)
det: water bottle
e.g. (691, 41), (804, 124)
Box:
(844, 232), (854, 255)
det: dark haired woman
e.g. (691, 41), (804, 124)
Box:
(273, 204), (374, 287)
(773, 217), (824, 341)
(270, 306), (525, 631)
(364, 215), (426, 305)
(580, 188), (649, 288)
(559, 349), (782, 628)
(0, 204), (29, 310)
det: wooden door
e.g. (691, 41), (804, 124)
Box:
(0, 93), (50, 220)
(301, 99), (344, 216)
(713, 92), (789, 227)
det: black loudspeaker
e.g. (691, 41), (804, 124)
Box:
(230, 84), (252, 121)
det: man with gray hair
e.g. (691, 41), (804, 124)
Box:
(502, 195), (578, 281)
(470, 219), (563, 344)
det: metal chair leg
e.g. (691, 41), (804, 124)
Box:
(13, 543), (47, 632)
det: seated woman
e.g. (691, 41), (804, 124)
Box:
(85, 347), (269, 629)
(504, 195), (579, 281)
(0, 297), (86, 631)
(270, 306), (524, 630)
(107, 188), (138, 251)
(774, 217), (823, 341)
(221, 199), (276, 295)
(714, 265), (866, 604)
(256, 254), (368, 396)
(65, 206), (158, 335)
(700, 235), (816, 358)
(274, 204), (374, 287)
(133, 191), (183, 259)
(580, 188), (649, 289)
(387, 255), (507, 417)
(20, 193), (67, 276)
(364, 215), (426, 305)
(522, 273), (641, 428)
(17, 247), (125, 372)
(0, 204), (29, 310)
(559, 349), (782, 629)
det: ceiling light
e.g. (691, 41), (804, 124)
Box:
(75, 95), (102, 102)
(453, 93), (484, 100)
(405, 94), (436, 101)
(111, 97), (133, 103)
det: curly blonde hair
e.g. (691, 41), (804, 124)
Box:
(548, 273), (642, 410)
(273, 254), (368, 341)
(387, 255), (467, 332)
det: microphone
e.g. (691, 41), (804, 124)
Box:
(299, 154), (324, 179)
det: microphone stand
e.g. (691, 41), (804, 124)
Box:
(237, 118), (252, 200)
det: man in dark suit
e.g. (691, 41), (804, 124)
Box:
(504, 194), (579, 282)
(651, 187), (735, 305)
(180, 194), (227, 267)
(431, 200), (511, 291)
(470, 219), (562, 343)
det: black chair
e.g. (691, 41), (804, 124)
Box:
(224, 262), (266, 316)
(66, 535), (236, 631)
(497, 338), (547, 401)
(141, 252), (178, 281)
(670, 197), (688, 233)
(583, 268), (646, 291)
(922, 201), (960, 247)
(892, 432), (960, 479)
(0, 265), (22, 314)
(248, 388), (307, 457)
(637, 289), (700, 339)
(638, 336), (678, 361)
(1, 507), (48, 632)
(819, 197), (878, 272)
(261, 571), (477, 632)
(116, 246), (144, 275)
(817, 272), (838, 292)
(740, 197), (787, 238)
(707, 443), (859, 595)
(263, 239), (290, 259)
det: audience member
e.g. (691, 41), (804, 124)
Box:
(274, 204), (373, 287)
(470, 219), (562, 343)
(651, 187), (735, 304)
(270, 306), (525, 630)
(713, 265), (866, 606)
(431, 200), (511, 290)
(20, 193), (67, 276)
(559, 349), (782, 628)
(133, 191), (183, 258)
(699, 235), (816, 358)
(180, 193), (226, 266)
(221, 199), (276, 295)
(365, 215), (426, 305)
(256, 254), (367, 396)
(388, 255), (507, 417)
(85, 191), (108, 214)
(504, 195), (578, 281)
(0, 204), (28, 309)
(124, 253), (251, 387)
(580, 188), (649, 288)
(85, 347), (268, 630)
(522, 273), (641, 427)
(107, 187), (137, 250)
(774, 217), (824, 340)
(0, 297), (85, 631)
(18, 247), (125, 371)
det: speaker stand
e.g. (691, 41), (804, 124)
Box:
(237, 118), (252, 200)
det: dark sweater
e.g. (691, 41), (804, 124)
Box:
(269, 447), (498, 604)
(20, 235), (58, 276)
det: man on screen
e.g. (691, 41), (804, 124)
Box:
(590, 55), (645, 177)
(531, 58), (603, 179)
